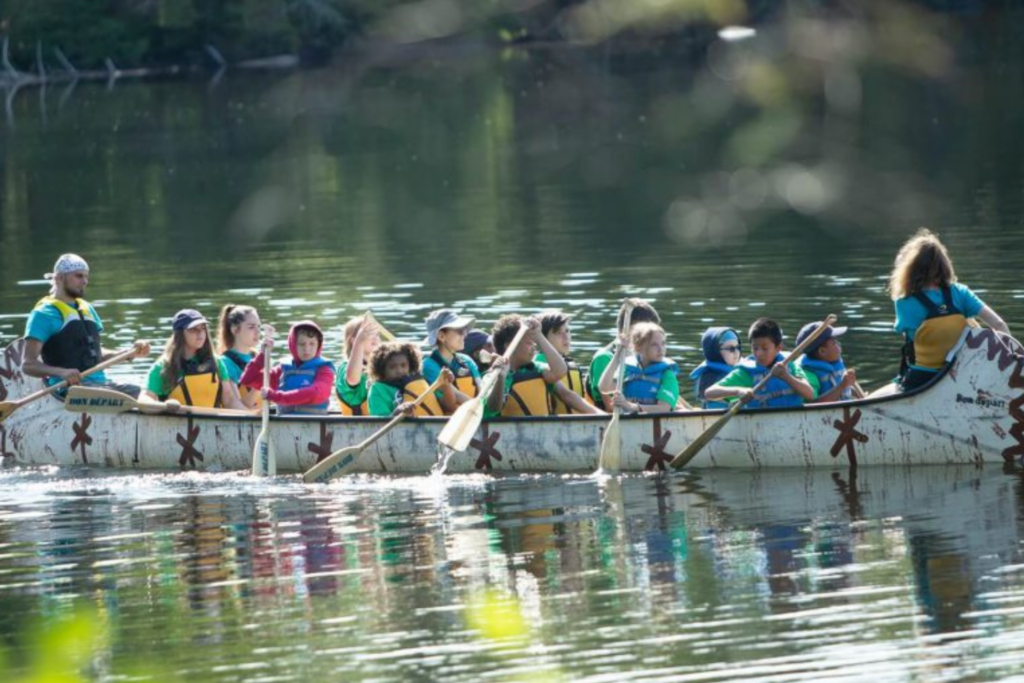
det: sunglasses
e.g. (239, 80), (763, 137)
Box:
(720, 345), (741, 353)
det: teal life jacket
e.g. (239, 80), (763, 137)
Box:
(278, 356), (335, 414)
(798, 356), (851, 401)
(622, 355), (678, 406)
(739, 354), (804, 409)
(34, 297), (102, 374)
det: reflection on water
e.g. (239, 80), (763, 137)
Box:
(2, 466), (1024, 680)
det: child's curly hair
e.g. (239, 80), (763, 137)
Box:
(491, 314), (525, 355)
(369, 341), (421, 382)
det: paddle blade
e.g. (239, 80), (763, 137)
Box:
(598, 413), (622, 472)
(0, 401), (16, 423)
(64, 386), (136, 414)
(437, 397), (484, 452)
(251, 429), (275, 477)
(303, 446), (362, 484)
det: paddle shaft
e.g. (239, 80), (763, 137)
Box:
(252, 332), (274, 476)
(303, 377), (447, 483)
(669, 314), (838, 470)
(598, 305), (634, 471)
(437, 323), (531, 452)
(1, 346), (140, 421)
(66, 386), (254, 417)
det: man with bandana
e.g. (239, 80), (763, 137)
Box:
(22, 254), (151, 397)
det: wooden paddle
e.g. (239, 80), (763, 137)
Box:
(252, 331), (276, 477)
(597, 305), (634, 473)
(437, 323), (531, 452)
(65, 386), (255, 417)
(364, 310), (396, 342)
(303, 376), (445, 483)
(0, 345), (142, 423)
(669, 314), (838, 470)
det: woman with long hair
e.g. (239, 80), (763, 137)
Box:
(141, 309), (247, 410)
(217, 304), (263, 408)
(889, 228), (1009, 391)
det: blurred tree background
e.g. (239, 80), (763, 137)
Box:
(1, 0), (1013, 72)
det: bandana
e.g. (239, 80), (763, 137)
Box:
(44, 253), (90, 280)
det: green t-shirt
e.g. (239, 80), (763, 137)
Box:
(587, 344), (615, 404)
(146, 355), (232, 399)
(368, 380), (401, 417)
(715, 360), (812, 403)
(484, 360), (552, 419)
(335, 359), (370, 408)
(644, 366), (680, 407)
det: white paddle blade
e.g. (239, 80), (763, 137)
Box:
(303, 446), (361, 483)
(437, 398), (484, 452)
(252, 430), (273, 477)
(598, 415), (622, 473)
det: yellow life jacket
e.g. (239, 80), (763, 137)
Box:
(166, 356), (222, 408)
(550, 360), (592, 414)
(501, 364), (552, 417)
(338, 394), (370, 416)
(911, 288), (968, 370)
(396, 375), (444, 417)
(455, 373), (478, 399)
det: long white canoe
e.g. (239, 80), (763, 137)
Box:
(1, 329), (1022, 473)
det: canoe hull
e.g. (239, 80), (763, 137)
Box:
(2, 329), (1022, 473)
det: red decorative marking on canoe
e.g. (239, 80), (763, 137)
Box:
(470, 426), (502, 471)
(0, 342), (26, 402)
(831, 407), (867, 466)
(177, 417), (203, 468)
(0, 424), (15, 463)
(1000, 358), (1024, 463)
(965, 329), (1024, 371)
(308, 422), (334, 463)
(71, 413), (92, 464)
(641, 417), (674, 472)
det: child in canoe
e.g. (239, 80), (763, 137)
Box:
(368, 341), (454, 417)
(335, 314), (380, 415)
(537, 310), (604, 415)
(241, 321), (336, 415)
(600, 322), (681, 414)
(142, 309), (247, 410)
(689, 327), (743, 409)
(463, 329), (495, 373)
(421, 308), (481, 414)
(705, 318), (815, 408)
(485, 315), (567, 418)
(217, 304), (264, 409)
(588, 298), (661, 410)
(794, 322), (865, 403)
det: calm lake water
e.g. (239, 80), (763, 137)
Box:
(3, 8), (1024, 680)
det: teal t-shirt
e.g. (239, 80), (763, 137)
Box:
(422, 350), (480, 399)
(221, 350), (253, 386)
(25, 298), (107, 385)
(894, 283), (983, 341)
(146, 355), (231, 399)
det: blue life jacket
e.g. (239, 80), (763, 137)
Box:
(798, 356), (851, 401)
(689, 360), (735, 409)
(739, 354), (804, 409)
(623, 355), (678, 405)
(278, 356), (335, 414)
